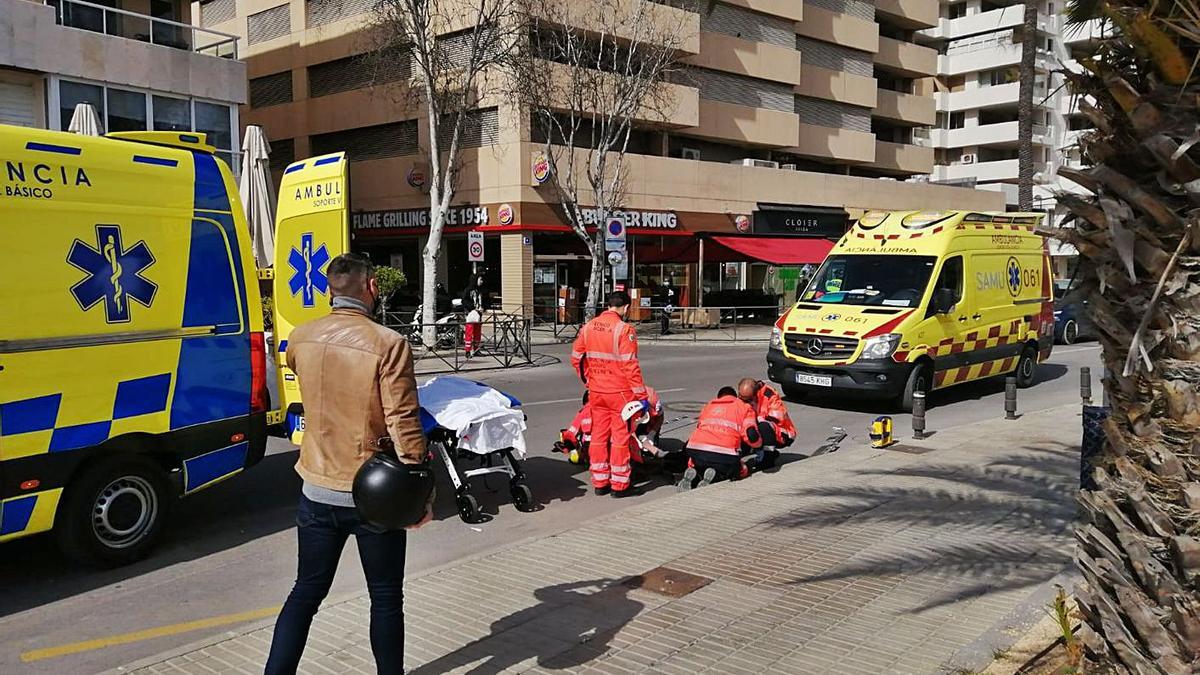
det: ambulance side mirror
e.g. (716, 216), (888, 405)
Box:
(931, 288), (955, 314)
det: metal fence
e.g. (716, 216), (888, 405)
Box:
(382, 310), (533, 372)
(529, 303), (780, 343)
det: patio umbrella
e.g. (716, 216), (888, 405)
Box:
(239, 125), (276, 269)
(67, 103), (102, 135)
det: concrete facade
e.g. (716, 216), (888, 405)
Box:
(210, 0), (1004, 313)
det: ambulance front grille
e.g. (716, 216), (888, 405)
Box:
(784, 334), (859, 360)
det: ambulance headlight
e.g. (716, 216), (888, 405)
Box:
(861, 333), (901, 360)
(770, 327), (783, 350)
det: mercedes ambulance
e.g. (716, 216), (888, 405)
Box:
(767, 210), (1054, 412)
(0, 125), (348, 565)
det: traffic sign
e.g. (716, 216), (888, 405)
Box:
(467, 231), (485, 262)
(604, 216), (626, 253)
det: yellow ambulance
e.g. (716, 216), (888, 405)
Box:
(767, 210), (1054, 411)
(0, 124), (348, 565)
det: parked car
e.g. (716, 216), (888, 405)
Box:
(1053, 279), (1093, 345)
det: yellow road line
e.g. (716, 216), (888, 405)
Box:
(20, 605), (280, 663)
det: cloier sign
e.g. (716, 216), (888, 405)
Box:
(753, 204), (848, 237)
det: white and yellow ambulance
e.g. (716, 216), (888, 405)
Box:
(0, 124), (348, 565)
(767, 210), (1054, 411)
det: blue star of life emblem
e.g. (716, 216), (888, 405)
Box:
(288, 232), (331, 308)
(67, 224), (157, 323)
(1006, 257), (1021, 296)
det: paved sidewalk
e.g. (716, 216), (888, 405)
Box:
(115, 404), (1081, 675)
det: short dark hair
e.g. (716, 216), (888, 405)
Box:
(328, 253), (374, 296)
(717, 386), (737, 398)
(607, 291), (631, 308)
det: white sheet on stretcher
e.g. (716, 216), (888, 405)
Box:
(417, 376), (527, 458)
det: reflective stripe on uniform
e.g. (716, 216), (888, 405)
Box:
(585, 351), (635, 361)
(688, 441), (740, 455)
(610, 474), (631, 485)
(700, 418), (741, 431)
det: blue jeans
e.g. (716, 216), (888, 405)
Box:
(265, 495), (408, 675)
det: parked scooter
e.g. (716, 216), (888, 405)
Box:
(407, 300), (460, 350)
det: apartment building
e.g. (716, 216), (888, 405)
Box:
(0, 0), (247, 166)
(916, 0), (1103, 275)
(199, 0), (1003, 313)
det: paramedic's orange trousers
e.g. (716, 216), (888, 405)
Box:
(589, 391), (633, 491)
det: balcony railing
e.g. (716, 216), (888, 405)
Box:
(46, 0), (239, 59)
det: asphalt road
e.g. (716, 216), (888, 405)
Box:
(0, 340), (1102, 674)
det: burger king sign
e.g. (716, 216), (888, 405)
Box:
(531, 152), (551, 185)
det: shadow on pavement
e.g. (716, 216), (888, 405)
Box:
(791, 363), (1070, 413)
(764, 441), (1077, 612)
(408, 579), (643, 674)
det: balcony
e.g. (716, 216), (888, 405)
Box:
(0, 0), (247, 104)
(539, 60), (700, 128)
(921, 5), (1051, 41)
(939, 81), (1050, 112)
(875, 0), (938, 31)
(559, 0), (701, 55)
(932, 121), (1050, 148)
(933, 158), (1051, 183)
(874, 88), (935, 125)
(1062, 17), (1108, 45)
(686, 99), (799, 148)
(687, 31), (801, 86)
(795, 5), (878, 54)
(789, 123), (876, 164)
(796, 64), (876, 109)
(939, 44), (1050, 77)
(875, 36), (937, 78)
(873, 140), (933, 174)
(46, 0), (238, 57)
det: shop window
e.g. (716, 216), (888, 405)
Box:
(59, 80), (105, 132)
(153, 95), (191, 131)
(107, 88), (147, 133)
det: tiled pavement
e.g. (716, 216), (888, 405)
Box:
(115, 404), (1081, 675)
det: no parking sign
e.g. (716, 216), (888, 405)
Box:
(604, 216), (626, 252)
(467, 231), (485, 262)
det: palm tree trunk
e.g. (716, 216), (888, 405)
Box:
(1016, 2), (1038, 211)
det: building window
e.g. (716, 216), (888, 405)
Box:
(308, 48), (410, 98)
(200, 0), (237, 27)
(310, 120), (420, 160)
(796, 36), (873, 77)
(947, 2), (967, 19)
(268, 138), (296, 172)
(196, 101), (236, 166)
(306, 0), (376, 28)
(152, 95), (192, 131)
(107, 88), (148, 132)
(700, 2), (794, 48)
(978, 67), (1019, 87)
(794, 96), (872, 132)
(948, 111), (965, 129)
(687, 68), (794, 112)
(438, 108), (500, 150)
(249, 71), (294, 108)
(58, 80), (105, 132)
(806, 0), (874, 22)
(247, 5), (291, 46)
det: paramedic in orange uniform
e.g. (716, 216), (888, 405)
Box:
(570, 291), (648, 497)
(738, 377), (796, 469)
(679, 386), (762, 489)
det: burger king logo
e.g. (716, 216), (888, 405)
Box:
(735, 214), (751, 232)
(406, 166), (426, 189)
(498, 203), (514, 225)
(532, 152), (550, 184)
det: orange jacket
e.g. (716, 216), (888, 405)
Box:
(571, 310), (648, 397)
(686, 395), (761, 456)
(562, 405), (592, 447)
(754, 383), (796, 440)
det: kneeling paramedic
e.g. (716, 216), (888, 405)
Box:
(679, 387), (762, 489)
(571, 291), (648, 497)
(738, 377), (796, 470)
(266, 254), (430, 675)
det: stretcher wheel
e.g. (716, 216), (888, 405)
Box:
(510, 483), (534, 512)
(567, 449), (582, 464)
(456, 493), (480, 522)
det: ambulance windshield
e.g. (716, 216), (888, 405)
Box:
(802, 255), (937, 308)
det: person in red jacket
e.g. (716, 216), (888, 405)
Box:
(570, 291), (648, 497)
(678, 386), (762, 490)
(738, 377), (796, 470)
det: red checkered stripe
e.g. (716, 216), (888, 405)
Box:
(933, 355), (1019, 388)
(894, 318), (1028, 388)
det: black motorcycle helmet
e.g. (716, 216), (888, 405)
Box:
(353, 452), (435, 530)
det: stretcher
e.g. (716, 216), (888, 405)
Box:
(417, 376), (535, 523)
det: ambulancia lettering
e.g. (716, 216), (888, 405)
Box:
(5, 161), (92, 187)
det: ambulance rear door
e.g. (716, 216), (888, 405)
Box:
(272, 153), (350, 444)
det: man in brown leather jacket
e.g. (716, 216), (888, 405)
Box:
(266, 253), (428, 675)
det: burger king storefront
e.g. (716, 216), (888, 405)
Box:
(350, 201), (850, 318)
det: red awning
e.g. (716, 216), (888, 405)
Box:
(706, 235), (833, 265)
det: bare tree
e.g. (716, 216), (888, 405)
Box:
(513, 0), (695, 319)
(369, 0), (519, 342)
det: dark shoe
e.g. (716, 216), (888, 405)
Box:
(594, 486), (610, 496)
(762, 449), (781, 470)
(612, 486), (640, 498)
(698, 468), (717, 487)
(676, 467), (697, 492)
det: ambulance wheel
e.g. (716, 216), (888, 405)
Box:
(456, 493), (480, 522)
(1015, 345), (1038, 389)
(900, 362), (932, 414)
(56, 455), (170, 567)
(510, 483), (535, 512)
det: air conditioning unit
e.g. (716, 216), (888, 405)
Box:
(961, 153), (977, 164)
(681, 147), (701, 160)
(732, 158), (780, 169)
(781, 163), (797, 170)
